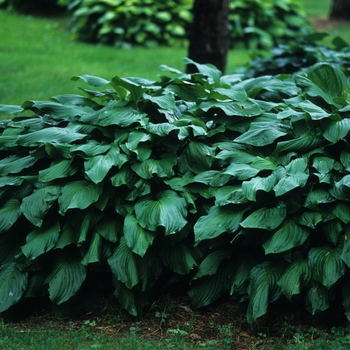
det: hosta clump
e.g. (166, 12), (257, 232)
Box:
(1, 61), (350, 323)
(66, 0), (192, 47)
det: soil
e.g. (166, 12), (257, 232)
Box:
(5, 291), (349, 349)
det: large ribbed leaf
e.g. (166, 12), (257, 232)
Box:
(235, 122), (288, 146)
(323, 118), (350, 144)
(20, 186), (61, 227)
(223, 163), (259, 180)
(278, 257), (311, 300)
(108, 238), (139, 289)
(131, 154), (177, 179)
(194, 206), (248, 243)
(179, 141), (215, 174)
(308, 246), (345, 289)
(330, 202), (350, 224)
(39, 159), (79, 182)
(47, 256), (87, 304)
(304, 189), (335, 210)
(16, 127), (87, 146)
(81, 232), (102, 265)
(193, 250), (231, 280)
(85, 144), (127, 184)
(124, 214), (156, 257)
(298, 100), (331, 120)
(21, 221), (60, 260)
(305, 283), (330, 315)
(230, 254), (257, 295)
(275, 131), (321, 153)
(0, 155), (37, 176)
(0, 199), (21, 234)
(135, 190), (187, 235)
(72, 74), (110, 87)
(142, 93), (176, 109)
(242, 173), (277, 201)
(263, 221), (309, 254)
(0, 262), (27, 312)
(247, 262), (283, 323)
(160, 243), (198, 275)
(240, 204), (286, 231)
(94, 218), (121, 243)
(215, 186), (248, 205)
(58, 181), (102, 215)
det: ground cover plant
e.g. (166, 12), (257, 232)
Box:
(1, 59), (350, 327)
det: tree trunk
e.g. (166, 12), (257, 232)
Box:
(187, 0), (229, 74)
(329, 0), (350, 20)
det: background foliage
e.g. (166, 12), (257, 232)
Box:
(1, 59), (350, 323)
(0, 0), (311, 49)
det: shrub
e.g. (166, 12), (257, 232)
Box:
(229, 0), (311, 49)
(243, 33), (350, 77)
(1, 61), (350, 323)
(66, 0), (192, 48)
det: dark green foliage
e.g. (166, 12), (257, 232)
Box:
(66, 0), (192, 48)
(0, 0), (66, 14)
(1, 60), (350, 323)
(229, 0), (311, 49)
(244, 33), (350, 78)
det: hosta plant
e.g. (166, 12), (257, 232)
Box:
(66, 0), (192, 47)
(1, 61), (350, 323)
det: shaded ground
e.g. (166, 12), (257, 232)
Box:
(5, 292), (349, 349)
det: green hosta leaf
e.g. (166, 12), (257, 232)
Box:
(21, 221), (61, 260)
(200, 100), (263, 117)
(135, 190), (187, 235)
(108, 238), (139, 289)
(0, 155), (37, 176)
(193, 250), (231, 280)
(339, 232), (350, 267)
(298, 100), (331, 120)
(85, 144), (127, 184)
(274, 158), (309, 196)
(188, 264), (232, 308)
(183, 58), (222, 84)
(297, 63), (349, 106)
(70, 141), (111, 157)
(112, 76), (146, 102)
(142, 93), (176, 109)
(330, 175), (350, 201)
(323, 220), (343, 246)
(0, 104), (23, 115)
(113, 280), (152, 317)
(263, 221), (309, 254)
(72, 74), (110, 87)
(194, 206), (248, 243)
(235, 123), (288, 146)
(0, 176), (23, 188)
(47, 256), (87, 305)
(275, 131), (321, 154)
(20, 186), (61, 227)
(0, 262), (28, 312)
(39, 159), (79, 182)
(304, 189), (335, 210)
(312, 156), (335, 174)
(296, 211), (323, 229)
(230, 254), (258, 296)
(278, 257), (311, 301)
(308, 246), (345, 289)
(131, 154), (176, 179)
(340, 151), (350, 171)
(240, 204), (286, 231)
(80, 101), (148, 127)
(124, 214), (156, 257)
(323, 118), (350, 144)
(215, 148), (256, 164)
(16, 127), (87, 146)
(330, 202), (350, 224)
(223, 163), (259, 180)
(251, 157), (276, 171)
(247, 262), (283, 323)
(160, 243), (198, 275)
(0, 199), (21, 234)
(94, 218), (121, 243)
(81, 232), (102, 265)
(242, 173), (277, 201)
(215, 186), (248, 205)
(179, 141), (215, 174)
(110, 165), (138, 189)
(58, 181), (102, 215)
(305, 283), (330, 315)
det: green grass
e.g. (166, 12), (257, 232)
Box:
(0, 10), (249, 106)
(302, 0), (332, 16)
